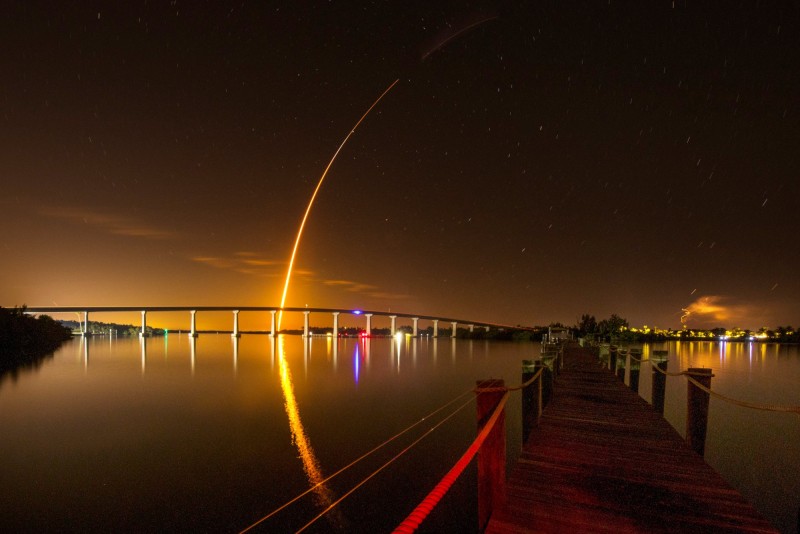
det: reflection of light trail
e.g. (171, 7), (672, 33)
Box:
(277, 338), (337, 516)
(277, 79), (399, 329)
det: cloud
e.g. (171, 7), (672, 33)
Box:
(191, 253), (284, 278)
(38, 205), (177, 240)
(321, 278), (411, 300)
(680, 295), (756, 328)
(191, 256), (412, 300)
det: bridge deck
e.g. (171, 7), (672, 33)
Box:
(485, 344), (778, 533)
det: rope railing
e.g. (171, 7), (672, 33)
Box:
(238, 386), (478, 533)
(393, 391), (510, 533)
(393, 367), (546, 532)
(684, 374), (800, 414)
(617, 349), (800, 414)
(474, 366), (545, 393)
(296, 394), (477, 533)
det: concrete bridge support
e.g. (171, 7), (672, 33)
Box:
(412, 317), (419, 337)
(390, 315), (397, 336)
(365, 313), (373, 337)
(190, 310), (198, 337)
(139, 310), (147, 338)
(83, 311), (89, 336)
(433, 319), (439, 338)
(469, 324), (474, 333)
(232, 310), (240, 338)
(451, 321), (457, 338)
(270, 310), (276, 337)
(303, 311), (310, 338)
(332, 312), (340, 337)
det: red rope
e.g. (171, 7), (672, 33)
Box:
(393, 391), (509, 533)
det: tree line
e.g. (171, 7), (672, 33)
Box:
(0, 306), (73, 376)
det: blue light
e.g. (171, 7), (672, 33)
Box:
(352, 310), (362, 315)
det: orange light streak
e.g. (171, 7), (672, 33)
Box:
(276, 338), (335, 511)
(277, 79), (399, 329)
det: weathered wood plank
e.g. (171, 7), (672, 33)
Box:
(485, 344), (778, 534)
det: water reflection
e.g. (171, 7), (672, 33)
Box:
(353, 343), (360, 385)
(277, 337), (338, 520)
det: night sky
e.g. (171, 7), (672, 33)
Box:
(2, 1), (798, 330)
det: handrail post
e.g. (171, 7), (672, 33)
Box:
(476, 379), (506, 532)
(686, 368), (714, 457)
(652, 358), (668, 415)
(628, 349), (641, 393)
(616, 349), (627, 380)
(521, 360), (541, 441)
(609, 345), (618, 372)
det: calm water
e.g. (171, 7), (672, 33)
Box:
(1, 337), (798, 533)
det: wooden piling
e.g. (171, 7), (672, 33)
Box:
(476, 379), (506, 532)
(629, 349), (641, 392)
(521, 361), (542, 441)
(652, 359), (668, 415)
(629, 362), (640, 392)
(686, 368), (714, 457)
(616, 349), (627, 380)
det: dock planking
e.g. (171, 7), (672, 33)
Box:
(485, 344), (778, 533)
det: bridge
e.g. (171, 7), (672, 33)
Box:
(22, 306), (533, 339)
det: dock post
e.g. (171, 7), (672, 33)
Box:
(541, 358), (554, 407)
(616, 349), (627, 380)
(686, 368), (714, 457)
(522, 360), (544, 441)
(652, 359), (668, 415)
(476, 379), (506, 532)
(629, 350), (641, 393)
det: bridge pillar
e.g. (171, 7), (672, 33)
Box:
(332, 312), (340, 337)
(303, 311), (310, 338)
(270, 310), (276, 337)
(432, 319), (439, 338)
(389, 315), (397, 336)
(365, 313), (373, 337)
(139, 310), (147, 338)
(451, 321), (457, 338)
(485, 326), (490, 333)
(190, 310), (198, 338)
(82, 311), (89, 336)
(412, 317), (419, 337)
(469, 324), (474, 333)
(232, 310), (240, 338)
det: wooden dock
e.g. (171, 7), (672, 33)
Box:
(485, 344), (778, 533)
